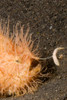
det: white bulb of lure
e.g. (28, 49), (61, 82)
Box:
(52, 47), (64, 66)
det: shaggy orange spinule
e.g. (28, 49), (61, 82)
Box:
(0, 22), (64, 97)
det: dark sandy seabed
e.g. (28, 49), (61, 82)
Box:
(0, 0), (67, 100)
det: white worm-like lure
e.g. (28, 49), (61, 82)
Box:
(35, 47), (64, 66)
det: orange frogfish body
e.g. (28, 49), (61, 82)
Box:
(0, 25), (41, 97)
